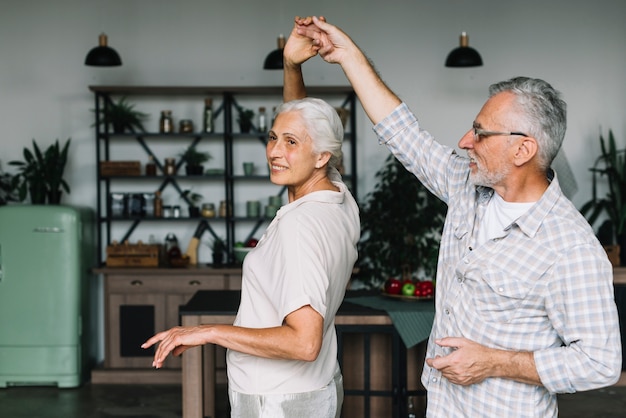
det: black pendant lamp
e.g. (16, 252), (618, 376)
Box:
(85, 33), (122, 67)
(445, 32), (483, 68)
(263, 34), (286, 70)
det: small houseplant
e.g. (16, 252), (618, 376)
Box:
(354, 154), (447, 289)
(235, 106), (255, 133)
(181, 189), (203, 217)
(579, 129), (626, 266)
(9, 138), (71, 204)
(0, 165), (19, 205)
(95, 96), (148, 133)
(208, 236), (226, 267)
(178, 146), (212, 175)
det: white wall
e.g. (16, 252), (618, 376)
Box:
(2, 0), (625, 209)
(1, 0), (625, 361)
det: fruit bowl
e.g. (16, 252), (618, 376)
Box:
(381, 291), (433, 302)
(233, 247), (253, 263)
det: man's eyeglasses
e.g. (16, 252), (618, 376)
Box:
(473, 127), (529, 142)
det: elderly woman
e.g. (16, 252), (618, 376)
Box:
(142, 97), (360, 418)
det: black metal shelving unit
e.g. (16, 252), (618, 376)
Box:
(90, 85), (358, 266)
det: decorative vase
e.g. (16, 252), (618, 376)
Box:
(29, 186), (46, 204)
(188, 206), (200, 218)
(212, 251), (223, 268)
(185, 165), (204, 175)
(239, 121), (252, 133)
(48, 190), (63, 205)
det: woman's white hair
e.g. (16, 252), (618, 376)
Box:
(274, 97), (344, 172)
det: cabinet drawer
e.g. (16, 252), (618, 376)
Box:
(107, 275), (228, 294)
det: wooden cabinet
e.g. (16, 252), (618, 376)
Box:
(92, 267), (242, 384)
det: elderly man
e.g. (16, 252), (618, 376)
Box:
(283, 15), (621, 417)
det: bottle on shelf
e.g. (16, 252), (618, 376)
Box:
(203, 98), (214, 133)
(159, 110), (174, 133)
(257, 106), (267, 133)
(154, 191), (163, 218)
(164, 158), (177, 175)
(145, 156), (157, 176)
(219, 200), (231, 218)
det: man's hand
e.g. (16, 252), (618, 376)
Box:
(426, 337), (542, 386)
(295, 16), (356, 66)
(426, 337), (495, 385)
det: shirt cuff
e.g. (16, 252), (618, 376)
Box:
(372, 102), (418, 144)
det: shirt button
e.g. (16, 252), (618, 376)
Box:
(431, 377), (438, 383)
(463, 258), (469, 264)
(444, 309), (450, 315)
(498, 287), (504, 292)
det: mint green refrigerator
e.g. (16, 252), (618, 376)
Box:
(0, 205), (95, 388)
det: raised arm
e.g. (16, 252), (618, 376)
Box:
(283, 16), (321, 102)
(295, 16), (401, 125)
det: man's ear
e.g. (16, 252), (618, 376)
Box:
(514, 137), (538, 167)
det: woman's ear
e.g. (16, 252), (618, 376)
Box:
(315, 151), (332, 169)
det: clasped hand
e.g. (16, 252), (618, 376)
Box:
(425, 337), (495, 386)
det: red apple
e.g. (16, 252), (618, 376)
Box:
(245, 238), (259, 247)
(384, 277), (402, 295)
(418, 281), (434, 297)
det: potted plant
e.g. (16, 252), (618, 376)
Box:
(235, 105), (255, 133)
(94, 96), (149, 133)
(0, 164), (19, 205)
(181, 189), (203, 217)
(354, 154), (447, 289)
(178, 146), (212, 175)
(9, 138), (71, 204)
(579, 129), (626, 266)
(208, 236), (226, 267)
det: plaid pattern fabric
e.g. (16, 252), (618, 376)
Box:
(372, 103), (621, 417)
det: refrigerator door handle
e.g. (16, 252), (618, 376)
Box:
(33, 227), (64, 233)
(0, 244), (3, 282)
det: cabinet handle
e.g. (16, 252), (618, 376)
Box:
(189, 280), (201, 286)
(130, 280), (144, 286)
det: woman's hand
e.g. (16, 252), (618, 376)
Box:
(283, 16), (325, 68)
(296, 16), (356, 66)
(142, 326), (210, 369)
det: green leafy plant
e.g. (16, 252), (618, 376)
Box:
(0, 165), (19, 205)
(579, 129), (626, 249)
(94, 96), (148, 133)
(179, 146), (212, 175)
(179, 146), (212, 166)
(355, 154), (447, 289)
(9, 138), (71, 204)
(208, 236), (226, 253)
(181, 189), (203, 208)
(235, 105), (255, 133)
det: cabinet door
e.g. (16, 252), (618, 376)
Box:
(106, 292), (166, 369)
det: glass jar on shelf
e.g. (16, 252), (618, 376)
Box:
(201, 203), (216, 218)
(164, 158), (176, 175)
(159, 110), (174, 133)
